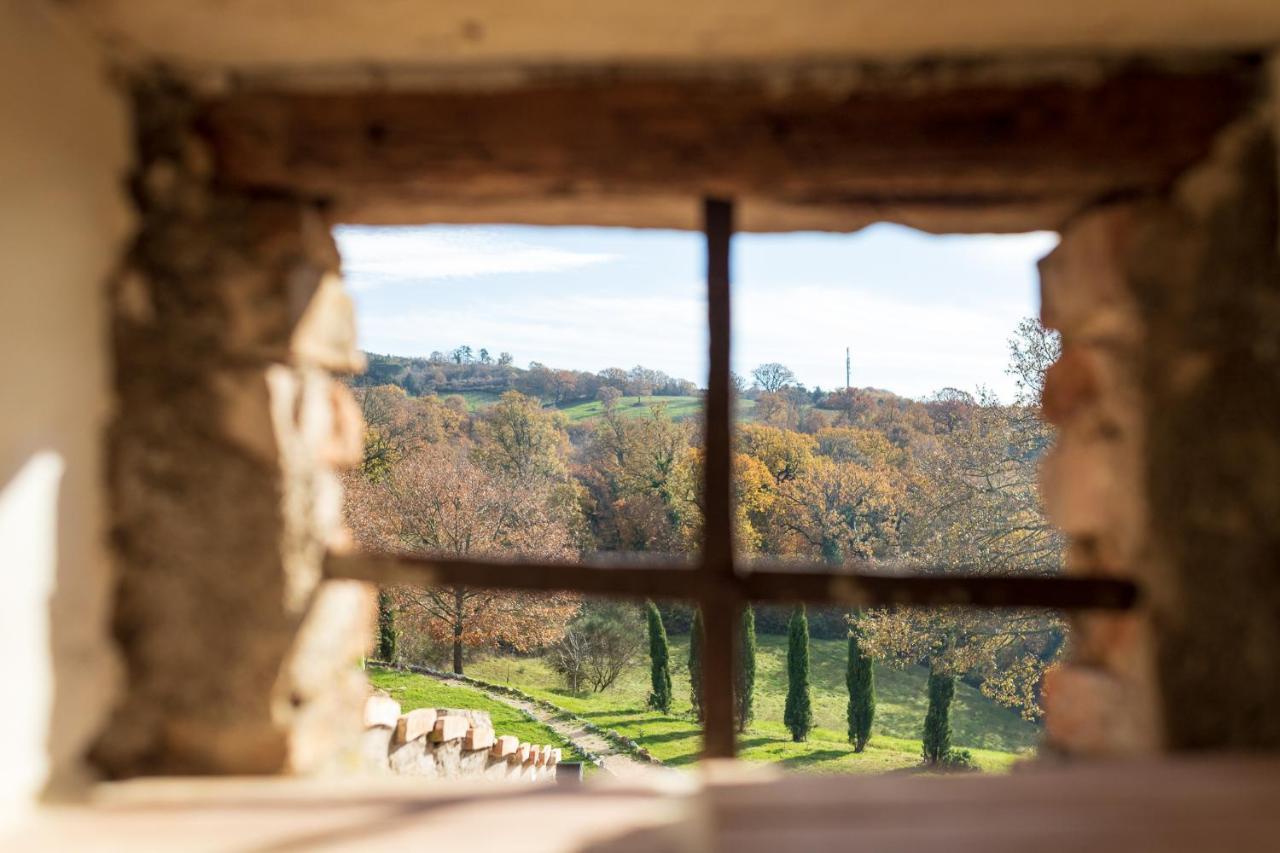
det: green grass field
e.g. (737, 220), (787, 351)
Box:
(556, 396), (757, 423)
(440, 391), (758, 424)
(466, 635), (1038, 773)
(366, 666), (584, 762)
(449, 390), (504, 411)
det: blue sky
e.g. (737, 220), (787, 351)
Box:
(335, 224), (1057, 401)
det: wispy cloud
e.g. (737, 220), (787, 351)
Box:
(334, 226), (619, 290)
(736, 282), (1024, 399)
(340, 225), (1045, 401)
(359, 291), (707, 379)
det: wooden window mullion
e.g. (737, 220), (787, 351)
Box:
(699, 197), (738, 759)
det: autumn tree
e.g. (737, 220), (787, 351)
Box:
(344, 446), (579, 674)
(824, 387), (874, 424)
(597, 385), (622, 410)
(472, 390), (569, 482)
(860, 319), (1066, 718)
(755, 391), (801, 430)
(580, 402), (694, 554)
(752, 362), (796, 392)
(739, 424), (815, 485)
(356, 385), (465, 479)
(627, 366), (661, 403)
(773, 457), (903, 565)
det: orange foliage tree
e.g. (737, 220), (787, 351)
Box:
(345, 445), (579, 673)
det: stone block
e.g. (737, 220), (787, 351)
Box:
(491, 734), (519, 758)
(513, 743), (531, 764)
(1043, 664), (1156, 756)
(1041, 345), (1099, 426)
(547, 748), (561, 766)
(291, 271), (365, 373)
(483, 756), (514, 780)
(388, 738), (435, 776)
(528, 745), (542, 766)
(459, 745), (490, 776)
(284, 579), (376, 774)
(464, 725), (495, 752)
(394, 708), (437, 746)
(324, 381), (365, 468)
(363, 696), (401, 730)
(430, 714), (469, 743)
(359, 726), (392, 773)
(1038, 204), (1140, 343)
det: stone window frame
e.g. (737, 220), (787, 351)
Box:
(329, 196), (1137, 759)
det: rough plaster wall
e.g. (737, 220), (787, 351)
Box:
(68, 0), (1280, 76)
(0, 0), (130, 821)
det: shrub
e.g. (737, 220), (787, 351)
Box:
(783, 605), (813, 742)
(922, 670), (955, 764)
(646, 601), (673, 713)
(549, 601), (644, 693)
(942, 748), (977, 771)
(846, 626), (875, 752)
(736, 606), (756, 732)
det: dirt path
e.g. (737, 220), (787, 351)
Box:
(420, 670), (658, 779)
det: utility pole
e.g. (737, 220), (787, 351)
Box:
(845, 347), (851, 391)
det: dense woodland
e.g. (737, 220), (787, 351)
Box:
(345, 319), (1064, 743)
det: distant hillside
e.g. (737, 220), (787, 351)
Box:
(351, 350), (942, 432)
(352, 351), (699, 408)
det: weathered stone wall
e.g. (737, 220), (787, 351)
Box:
(1041, 110), (1280, 753)
(93, 80), (373, 777)
(361, 696), (562, 783)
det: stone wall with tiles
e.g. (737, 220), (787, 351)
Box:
(1040, 108), (1280, 754)
(361, 696), (562, 783)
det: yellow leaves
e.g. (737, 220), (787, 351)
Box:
(738, 423), (817, 484)
(815, 426), (906, 469)
(771, 456), (904, 562)
(471, 390), (570, 481)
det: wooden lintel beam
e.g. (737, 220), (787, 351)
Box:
(200, 61), (1257, 231)
(324, 552), (1138, 611)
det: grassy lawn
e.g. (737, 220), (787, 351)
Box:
(466, 635), (1038, 773)
(450, 390), (504, 411)
(366, 666), (584, 762)
(556, 396), (758, 424)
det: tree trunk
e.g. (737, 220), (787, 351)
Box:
(452, 586), (465, 675)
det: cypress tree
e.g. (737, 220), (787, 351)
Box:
(645, 600), (673, 714)
(922, 669), (955, 764)
(689, 608), (704, 721)
(783, 605), (813, 742)
(376, 589), (397, 662)
(846, 626), (875, 752)
(735, 606), (756, 733)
